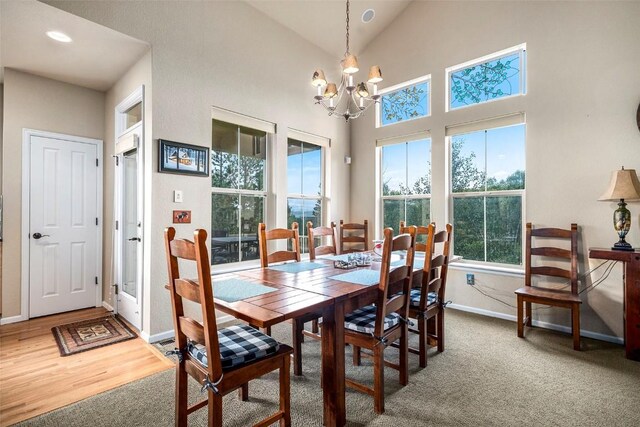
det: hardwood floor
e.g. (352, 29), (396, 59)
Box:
(0, 308), (173, 426)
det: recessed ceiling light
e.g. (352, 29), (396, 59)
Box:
(46, 31), (72, 43)
(362, 9), (375, 24)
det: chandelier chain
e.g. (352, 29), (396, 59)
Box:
(345, 0), (350, 55)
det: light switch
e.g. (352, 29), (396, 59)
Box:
(174, 190), (183, 203)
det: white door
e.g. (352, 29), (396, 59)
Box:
(29, 134), (100, 317)
(117, 140), (142, 329)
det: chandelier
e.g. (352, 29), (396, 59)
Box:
(311, 0), (383, 121)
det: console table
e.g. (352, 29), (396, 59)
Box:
(588, 248), (640, 361)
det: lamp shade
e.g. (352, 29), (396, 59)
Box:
(599, 167), (640, 201)
(367, 65), (383, 83)
(312, 69), (327, 87)
(342, 54), (359, 74)
(324, 83), (338, 98)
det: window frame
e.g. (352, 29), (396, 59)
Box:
(210, 117), (272, 269)
(446, 44), (527, 112)
(448, 121), (526, 267)
(286, 137), (327, 254)
(375, 74), (432, 128)
(377, 133), (432, 237)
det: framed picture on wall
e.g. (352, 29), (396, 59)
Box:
(158, 139), (209, 176)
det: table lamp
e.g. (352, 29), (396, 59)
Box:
(599, 166), (640, 251)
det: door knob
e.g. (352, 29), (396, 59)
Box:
(32, 232), (50, 240)
(128, 237), (141, 242)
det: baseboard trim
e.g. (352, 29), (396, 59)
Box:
(0, 314), (28, 325)
(448, 303), (624, 345)
(102, 301), (114, 312)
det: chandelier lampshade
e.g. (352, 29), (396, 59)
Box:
(310, 0), (383, 121)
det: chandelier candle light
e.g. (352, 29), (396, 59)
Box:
(598, 166), (640, 251)
(311, 0), (383, 121)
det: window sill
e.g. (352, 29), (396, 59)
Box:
(448, 260), (524, 277)
(211, 259), (262, 276)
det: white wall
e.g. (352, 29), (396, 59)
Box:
(1, 69), (105, 318)
(351, 1), (640, 339)
(49, 1), (351, 336)
(102, 51), (152, 314)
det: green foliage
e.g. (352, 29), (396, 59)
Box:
(450, 138), (524, 265)
(381, 82), (428, 125)
(451, 54), (520, 107)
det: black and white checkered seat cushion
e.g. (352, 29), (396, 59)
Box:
(344, 305), (401, 334)
(187, 324), (280, 369)
(409, 289), (438, 308)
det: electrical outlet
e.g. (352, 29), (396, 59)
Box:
(466, 273), (475, 286)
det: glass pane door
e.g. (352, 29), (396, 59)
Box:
(122, 150), (138, 298)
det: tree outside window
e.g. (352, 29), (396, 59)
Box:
(211, 119), (266, 265)
(287, 139), (323, 253)
(381, 138), (431, 240)
(451, 123), (525, 265)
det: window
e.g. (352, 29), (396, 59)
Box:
(287, 139), (323, 253)
(450, 121), (525, 265)
(447, 44), (526, 111)
(376, 75), (431, 128)
(211, 119), (267, 265)
(380, 137), (431, 235)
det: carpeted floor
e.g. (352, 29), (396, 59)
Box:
(17, 310), (640, 426)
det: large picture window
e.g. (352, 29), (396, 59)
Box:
(211, 119), (267, 265)
(447, 44), (526, 111)
(450, 121), (525, 265)
(287, 139), (323, 253)
(380, 137), (431, 234)
(376, 75), (431, 128)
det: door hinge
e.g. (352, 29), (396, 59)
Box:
(96, 158), (99, 167)
(115, 220), (119, 230)
(96, 217), (99, 226)
(113, 155), (119, 166)
(114, 284), (119, 295)
(95, 276), (99, 285)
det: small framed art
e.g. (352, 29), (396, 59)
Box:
(158, 139), (209, 176)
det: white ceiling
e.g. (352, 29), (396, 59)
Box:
(0, 0), (149, 91)
(247, 0), (412, 58)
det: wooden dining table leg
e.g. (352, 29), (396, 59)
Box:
(322, 302), (346, 427)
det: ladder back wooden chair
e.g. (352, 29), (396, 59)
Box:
(258, 222), (312, 376)
(164, 227), (292, 427)
(307, 221), (338, 260)
(258, 222), (300, 268)
(399, 220), (434, 253)
(305, 221), (338, 338)
(339, 219), (369, 254)
(346, 226), (416, 414)
(406, 223), (452, 367)
(515, 223), (581, 350)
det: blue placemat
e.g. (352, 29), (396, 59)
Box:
(213, 278), (277, 303)
(269, 261), (326, 273)
(330, 270), (380, 286)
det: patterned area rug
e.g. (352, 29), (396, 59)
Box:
(51, 315), (137, 357)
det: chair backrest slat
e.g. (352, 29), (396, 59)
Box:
(339, 219), (369, 253)
(526, 223), (579, 294)
(307, 221), (337, 260)
(419, 224), (452, 310)
(165, 227), (223, 382)
(259, 222), (301, 267)
(374, 226), (416, 336)
(179, 317), (206, 345)
(174, 278), (201, 304)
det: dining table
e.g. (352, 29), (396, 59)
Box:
(212, 253), (426, 427)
